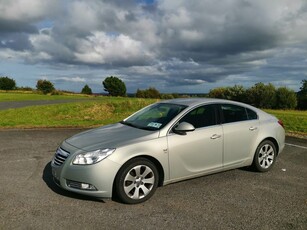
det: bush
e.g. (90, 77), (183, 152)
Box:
(51, 90), (64, 95)
(297, 80), (307, 110)
(208, 85), (246, 102)
(16, 86), (33, 91)
(81, 84), (92, 95)
(161, 94), (174, 99)
(103, 76), (126, 96)
(0, 76), (16, 90)
(208, 82), (302, 109)
(275, 87), (297, 109)
(208, 87), (228, 99)
(246, 83), (276, 109)
(135, 89), (145, 98)
(36, 79), (55, 94)
(136, 87), (160, 98)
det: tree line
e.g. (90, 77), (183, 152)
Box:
(207, 83), (306, 110)
(0, 76), (93, 95)
(1, 75), (306, 110)
(104, 77), (306, 110)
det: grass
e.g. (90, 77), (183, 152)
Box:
(0, 91), (96, 102)
(0, 91), (306, 137)
(264, 109), (307, 136)
(0, 98), (157, 128)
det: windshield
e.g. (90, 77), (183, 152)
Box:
(121, 103), (187, 131)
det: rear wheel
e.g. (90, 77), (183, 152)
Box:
(252, 140), (277, 172)
(115, 158), (159, 204)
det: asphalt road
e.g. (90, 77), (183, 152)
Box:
(0, 129), (306, 229)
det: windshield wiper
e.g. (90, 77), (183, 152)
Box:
(120, 121), (138, 128)
(120, 121), (157, 131)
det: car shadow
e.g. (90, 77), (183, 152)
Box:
(239, 166), (258, 173)
(42, 162), (106, 203)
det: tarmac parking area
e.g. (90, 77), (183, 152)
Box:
(0, 129), (306, 229)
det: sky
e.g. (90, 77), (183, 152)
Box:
(0, 0), (307, 94)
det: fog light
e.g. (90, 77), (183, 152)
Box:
(81, 183), (96, 190)
(66, 180), (97, 191)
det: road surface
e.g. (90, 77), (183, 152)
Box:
(0, 129), (306, 229)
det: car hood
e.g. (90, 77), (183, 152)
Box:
(65, 123), (159, 152)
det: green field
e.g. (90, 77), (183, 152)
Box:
(0, 92), (306, 137)
(0, 91), (95, 101)
(0, 95), (157, 128)
(264, 109), (307, 136)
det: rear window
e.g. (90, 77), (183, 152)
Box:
(221, 104), (248, 123)
(246, 108), (258, 120)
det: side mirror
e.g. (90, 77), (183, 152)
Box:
(173, 122), (195, 135)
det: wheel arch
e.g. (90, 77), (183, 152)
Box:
(259, 137), (279, 156)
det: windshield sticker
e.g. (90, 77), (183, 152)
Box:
(147, 122), (162, 128)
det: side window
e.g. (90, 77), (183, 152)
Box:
(246, 108), (258, 120)
(179, 104), (217, 128)
(221, 104), (248, 124)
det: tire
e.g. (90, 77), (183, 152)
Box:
(114, 158), (159, 204)
(252, 140), (277, 172)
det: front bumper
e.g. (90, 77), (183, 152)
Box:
(51, 145), (121, 198)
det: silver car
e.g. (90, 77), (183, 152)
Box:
(51, 98), (285, 204)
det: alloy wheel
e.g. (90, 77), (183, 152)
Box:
(258, 144), (275, 169)
(123, 165), (155, 200)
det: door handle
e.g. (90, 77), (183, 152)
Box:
(211, 134), (221, 139)
(249, 127), (258, 131)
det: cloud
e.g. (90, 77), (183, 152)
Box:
(0, 0), (306, 92)
(55, 76), (86, 83)
(74, 31), (155, 66)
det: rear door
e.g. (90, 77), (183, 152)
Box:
(219, 104), (259, 167)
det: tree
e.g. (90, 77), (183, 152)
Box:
(0, 76), (16, 90)
(227, 85), (246, 102)
(135, 87), (160, 98)
(208, 85), (246, 102)
(36, 79), (55, 94)
(81, 84), (92, 95)
(297, 80), (307, 110)
(135, 89), (145, 98)
(144, 87), (160, 98)
(103, 76), (126, 96)
(208, 87), (228, 99)
(245, 83), (276, 108)
(275, 87), (297, 109)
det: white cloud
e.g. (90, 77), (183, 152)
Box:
(0, 0), (59, 22)
(0, 0), (307, 92)
(74, 31), (154, 65)
(55, 76), (86, 83)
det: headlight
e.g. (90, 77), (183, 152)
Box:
(72, 148), (116, 165)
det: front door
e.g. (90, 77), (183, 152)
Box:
(167, 104), (223, 180)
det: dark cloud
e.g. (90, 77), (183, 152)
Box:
(0, 33), (33, 51)
(0, 19), (37, 34)
(0, 18), (37, 51)
(0, 0), (306, 92)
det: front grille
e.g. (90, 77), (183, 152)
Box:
(52, 147), (70, 166)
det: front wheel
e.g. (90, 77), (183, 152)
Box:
(252, 140), (277, 172)
(114, 158), (159, 204)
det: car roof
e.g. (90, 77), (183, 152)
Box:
(162, 98), (237, 107)
(160, 98), (271, 119)
(161, 98), (265, 112)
